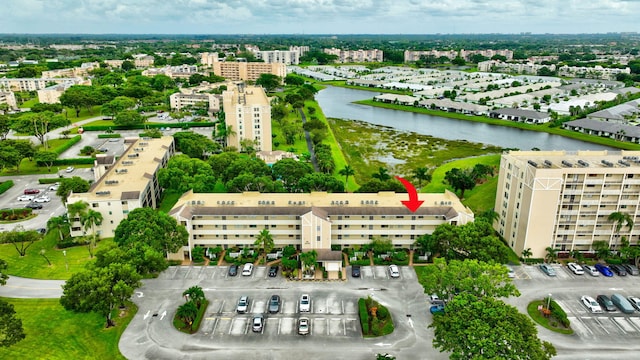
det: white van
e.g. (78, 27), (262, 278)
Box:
(242, 263), (254, 276)
(567, 262), (584, 275)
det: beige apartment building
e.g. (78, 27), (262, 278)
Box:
(495, 150), (640, 259)
(0, 91), (17, 110)
(222, 83), (272, 152)
(169, 190), (474, 262)
(323, 48), (384, 63)
(209, 61), (286, 81)
(169, 92), (220, 112)
(0, 77), (86, 92)
(67, 136), (175, 238)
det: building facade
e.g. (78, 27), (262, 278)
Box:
(255, 50), (300, 65)
(0, 91), (17, 109)
(222, 83), (272, 152)
(494, 150), (640, 259)
(169, 190), (473, 261)
(169, 92), (220, 112)
(323, 48), (384, 63)
(210, 61), (286, 81)
(0, 77), (87, 92)
(67, 136), (175, 238)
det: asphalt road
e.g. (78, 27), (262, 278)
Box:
(0, 276), (64, 298)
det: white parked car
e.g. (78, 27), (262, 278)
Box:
(242, 263), (254, 276)
(48, 183), (59, 191)
(236, 296), (249, 314)
(627, 296), (640, 311)
(299, 294), (311, 312)
(388, 264), (400, 278)
(17, 195), (35, 202)
(33, 196), (50, 203)
(506, 265), (516, 278)
(581, 295), (603, 313)
(567, 262), (584, 275)
(65, 166), (74, 173)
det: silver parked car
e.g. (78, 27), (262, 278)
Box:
(539, 263), (556, 276)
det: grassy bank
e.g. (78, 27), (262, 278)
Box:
(0, 298), (134, 360)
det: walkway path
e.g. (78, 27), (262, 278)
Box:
(0, 276), (64, 298)
(297, 108), (319, 172)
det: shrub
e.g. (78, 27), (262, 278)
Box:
(97, 134), (121, 139)
(38, 178), (60, 184)
(282, 245), (296, 258)
(51, 135), (81, 155)
(376, 306), (389, 320)
(546, 297), (570, 328)
(192, 247), (205, 263)
(351, 259), (371, 266)
(81, 122), (215, 132)
(606, 258), (622, 265)
(358, 298), (370, 334)
(0, 180), (14, 195)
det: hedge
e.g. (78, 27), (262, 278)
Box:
(546, 297), (570, 328)
(0, 180), (14, 195)
(37, 158), (95, 167)
(358, 298), (370, 335)
(51, 135), (82, 155)
(97, 134), (121, 139)
(81, 122), (216, 132)
(38, 178), (60, 184)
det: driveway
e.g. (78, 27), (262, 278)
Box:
(0, 276), (64, 298)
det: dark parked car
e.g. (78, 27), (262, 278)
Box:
(228, 264), (238, 277)
(610, 264), (627, 276)
(268, 295), (281, 314)
(611, 293), (635, 314)
(623, 264), (640, 276)
(595, 263), (614, 277)
(597, 295), (616, 312)
(268, 266), (278, 277)
(351, 265), (361, 278)
(25, 202), (43, 210)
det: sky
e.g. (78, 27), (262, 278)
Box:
(2, 0), (639, 35)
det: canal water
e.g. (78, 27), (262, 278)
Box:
(316, 86), (612, 151)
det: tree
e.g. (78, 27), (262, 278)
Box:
(430, 293), (556, 360)
(521, 248), (533, 264)
(370, 237), (393, 254)
(0, 259), (8, 286)
(34, 150), (58, 172)
(113, 110), (144, 126)
(60, 262), (141, 328)
(0, 299), (26, 348)
(0, 140), (35, 173)
(57, 177), (90, 204)
(255, 74), (281, 92)
(451, 57), (466, 66)
(412, 166), (432, 189)
(371, 167), (391, 182)
(430, 219), (509, 263)
(114, 207), (188, 256)
(608, 211), (634, 236)
(59, 86), (96, 117)
(47, 215), (70, 242)
(182, 286), (205, 308)
(0, 115), (11, 140)
(376, 354), (395, 360)
(299, 250), (317, 275)
(121, 60), (135, 71)
(356, 179), (406, 193)
(545, 246), (558, 263)
(444, 168), (476, 199)
(592, 240), (612, 260)
(81, 209), (103, 258)
(101, 96), (136, 118)
(94, 242), (167, 276)
(298, 172), (344, 193)
(150, 75), (175, 92)
(414, 234), (437, 256)
(176, 300), (198, 331)
(271, 158), (313, 192)
(0, 226), (42, 257)
(339, 165), (355, 188)
(284, 74), (305, 86)
(418, 258), (520, 302)
(254, 229), (275, 257)
(173, 131), (220, 159)
(11, 112), (70, 147)
(158, 155), (216, 193)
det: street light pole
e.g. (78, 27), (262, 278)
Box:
(63, 250), (68, 271)
(547, 293), (552, 310)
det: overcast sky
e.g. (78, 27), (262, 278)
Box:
(2, 0), (639, 35)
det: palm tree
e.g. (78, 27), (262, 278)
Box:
(176, 301), (198, 331)
(412, 166), (432, 189)
(81, 209), (103, 258)
(608, 211), (634, 235)
(372, 167), (391, 181)
(570, 249), (584, 263)
(253, 229), (274, 260)
(47, 215), (69, 242)
(67, 201), (88, 222)
(216, 123), (236, 148)
(299, 250), (318, 276)
(521, 248), (532, 264)
(182, 286), (205, 308)
(338, 165), (355, 188)
(592, 240), (612, 260)
(544, 246), (558, 264)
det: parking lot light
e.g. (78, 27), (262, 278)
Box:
(547, 293), (552, 310)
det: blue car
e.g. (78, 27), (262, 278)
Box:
(595, 263), (614, 277)
(430, 300), (446, 315)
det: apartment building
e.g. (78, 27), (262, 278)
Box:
(210, 61), (286, 81)
(254, 50), (299, 65)
(0, 91), (17, 110)
(290, 46), (310, 57)
(323, 48), (384, 63)
(37, 79), (92, 104)
(169, 92), (220, 112)
(405, 49), (513, 63)
(168, 190), (473, 261)
(494, 150), (640, 259)
(67, 136), (175, 238)
(222, 83), (272, 152)
(41, 62), (99, 78)
(141, 65), (199, 79)
(0, 77), (86, 92)
(200, 52), (219, 67)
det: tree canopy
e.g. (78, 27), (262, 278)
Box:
(114, 207), (188, 256)
(158, 154), (216, 193)
(429, 218), (509, 263)
(0, 299), (26, 348)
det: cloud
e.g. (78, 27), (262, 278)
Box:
(1, 0), (639, 33)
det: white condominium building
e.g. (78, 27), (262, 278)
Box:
(222, 83), (272, 152)
(495, 150), (640, 259)
(67, 136), (175, 238)
(169, 190), (473, 261)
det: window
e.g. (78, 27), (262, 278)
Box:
(92, 203), (98, 208)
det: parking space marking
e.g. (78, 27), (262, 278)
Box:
(313, 317), (327, 335)
(361, 267), (374, 279)
(265, 318), (279, 336)
(401, 267), (414, 279)
(345, 318), (360, 336)
(514, 267), (530, 280)
(594, 317), (611, 334)
(374, 266), (388, 279)
(252, 299), (266, 314)
(280, 317), (294, 335)
(202, 317), (217, 335)
(628, 317), (640, 331)
(344, 299), (357, 314)
(214, 318), (232, 336)
(329, 318), (343, 336)
(326, 296), (342, 315)
(315, 299), (327, 314)
(613, 317), (636, 332)
(282, 299), (297, 314)
(209, 299), (224, 314)
(230, 317), (248, 335)
(569, 317), (594, 338)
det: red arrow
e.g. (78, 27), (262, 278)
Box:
(395, 176), (424, 212)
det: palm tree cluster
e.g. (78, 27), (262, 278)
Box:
(176, 286), (206, 332)
(67, 201), (103, 258)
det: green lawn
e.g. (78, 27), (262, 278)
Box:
(158, 190), (184, 213)
(0, 231), (115, 280)
(0, 298), (134, 360)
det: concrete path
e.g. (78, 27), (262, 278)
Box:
(0, 276), (64, 298)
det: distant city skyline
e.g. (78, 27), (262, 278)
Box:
(2, 0), (639, 35)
